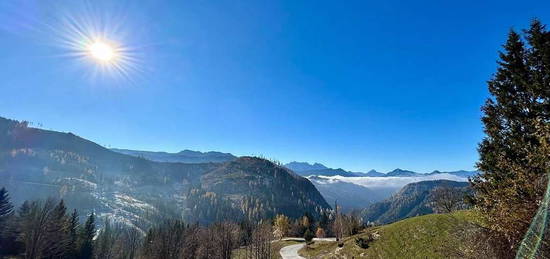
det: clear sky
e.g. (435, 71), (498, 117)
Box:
(1, 0), (549, 173)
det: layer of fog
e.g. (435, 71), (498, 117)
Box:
(312, 173), (468, 191)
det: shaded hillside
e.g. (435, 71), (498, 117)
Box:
(0, 117), (329, 228)
(362, 180), (470, 224)
(0, 118), (219, 228)
(111, 148), (236, 163)
(195, 157), (330, 222)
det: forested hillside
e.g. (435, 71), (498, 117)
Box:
(0, 117), (329, 229)
(362, 180), (470, 224)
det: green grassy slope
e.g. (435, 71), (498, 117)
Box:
(300, 210), (481, 259)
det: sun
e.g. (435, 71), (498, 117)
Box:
(88, 41), (116, 62)
(48, 4), (142, 81)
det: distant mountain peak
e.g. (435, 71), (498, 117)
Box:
(177, 149), (234, 156)
(386, 168), (419, 177)
(284, 161), (328, 172)
(112, 148), (236, 163)
(363, 169), (385, 177)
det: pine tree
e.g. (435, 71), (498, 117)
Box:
(95, 217), (116, 259)
(0, 187), (13, 225)
(66, 210), (79, 259)
(78, 213), (95, 259)
(46, 200), (69, 258)
(470, 19), (550, 255)
(0, 187), (15, 256)
(304, 229), (314, 244)
(18, 201), (31, 218)
(12, 200), (31, 255)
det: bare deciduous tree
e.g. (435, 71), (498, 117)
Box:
(273, 214), (290, 240)
(18, 199), (72, 259)
(429, 186), (467, 214)
(244, 222), (272, 259)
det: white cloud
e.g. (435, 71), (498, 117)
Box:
(314, 174), (467, 190)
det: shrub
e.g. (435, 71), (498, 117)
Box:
(355, 234), (376, 249)
(304, 229), (314, 244)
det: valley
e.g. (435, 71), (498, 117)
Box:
(0, 1), (548, 257)
(0, 116), (475, 229)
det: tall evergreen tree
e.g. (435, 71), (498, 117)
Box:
(11, 200), (31, 255)
(470, 19), (550, 256)
(66, 210), (79, 259)
(0, 187), (15, 256)
(0, 187), (13, 225)
(46, 200), (69, 258)
(18, 201), (31, 218)
(95, 217), (116, 259)
(78, 213), (95, 259)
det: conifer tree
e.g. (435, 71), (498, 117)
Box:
(18, 201), (31, 219)
(46, 200), (69, 258)
(66, 209), (79, 259)
(0, 187), (13, 225)
(78, 213), (96, 259)
(471, 19), (550, 255)
(0, 187), (15, 256)
(95, 217), (116, 259)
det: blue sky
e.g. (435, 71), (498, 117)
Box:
(1, 0), (549, 173)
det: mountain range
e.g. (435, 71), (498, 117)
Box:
(0, 115), (479, 230)
(111, 148), (237, 164)
(284, 161), (478, 178)
(284, 161), (328, 172)
(386, 168), (419, 177)
(303, 170), (473, 212)
(0, 117), (330, 229)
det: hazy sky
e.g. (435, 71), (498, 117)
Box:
(1, 0), (549, 173)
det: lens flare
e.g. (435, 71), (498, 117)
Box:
(32, 1), (146, 83)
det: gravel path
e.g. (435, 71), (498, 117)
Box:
(279, 238), (336, 259)
(279, 243), (306, 259)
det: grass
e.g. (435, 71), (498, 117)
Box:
(299, 210), (482, 259)
(232, 239), (302, 259)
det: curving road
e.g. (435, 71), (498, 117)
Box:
(279, 238), (336, 259)
(280, 243), (306, 259)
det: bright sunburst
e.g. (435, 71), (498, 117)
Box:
(44, 1), (144, 83)
(88, 41), (116, 62)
